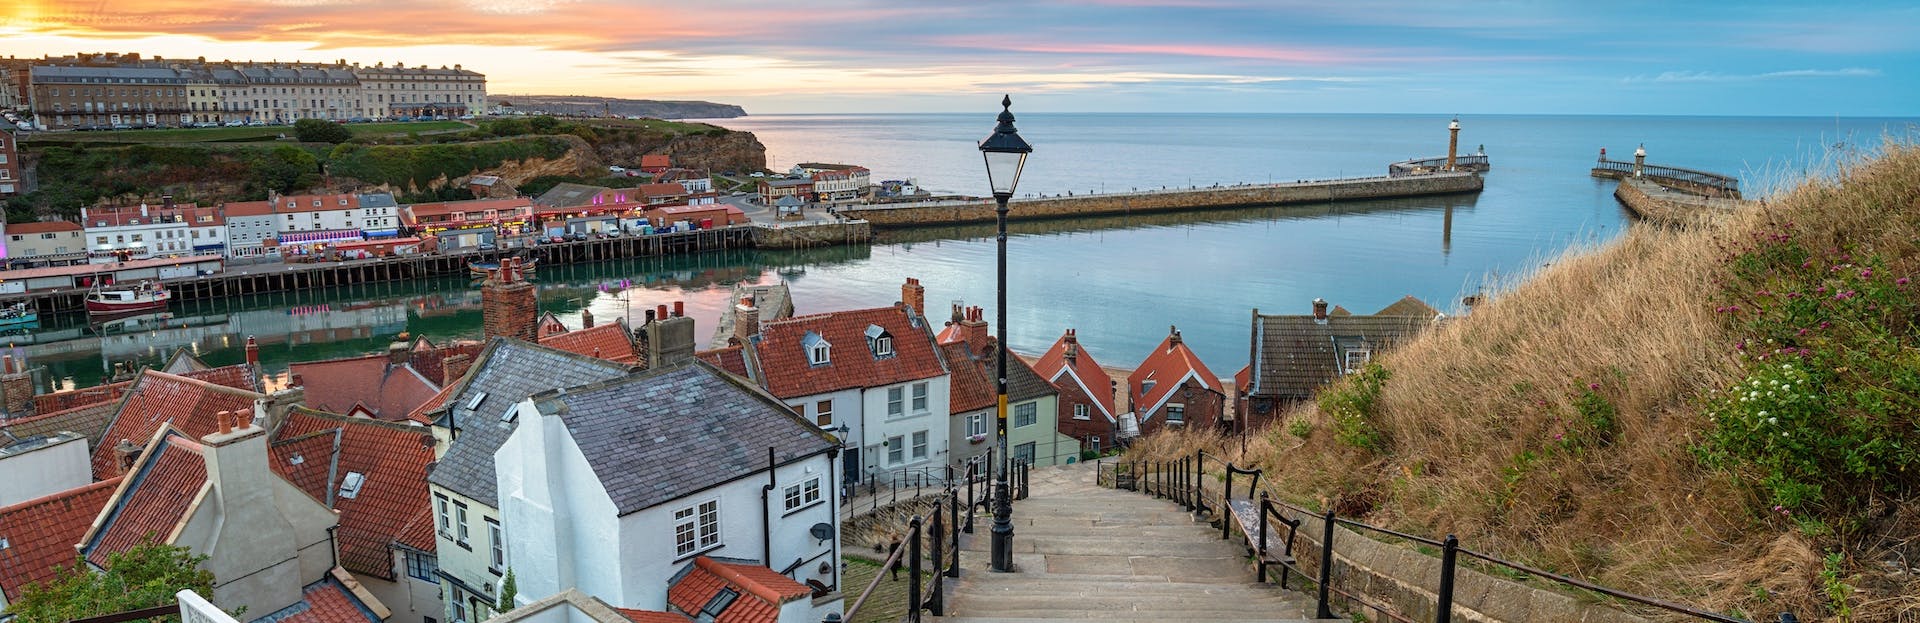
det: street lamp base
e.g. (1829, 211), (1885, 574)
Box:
(990, 522), (1016, 572)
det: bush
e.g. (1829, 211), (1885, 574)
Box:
(328, 136), (572, 189)
(1318, 363), (1391, 451)
(293, 118), (352, 143)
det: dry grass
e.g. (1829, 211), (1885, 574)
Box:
(1127, 144), (1920, 622)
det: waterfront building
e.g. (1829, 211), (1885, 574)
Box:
(799, 165), (870, 203)
(492, 361), (842, 620)
(757, 178), (813, 206)
(354, 62), (487, 119)
(228, 63), (363, 123)
(405, 197), (535, 250)
(732, 279), (950, 484)
(271, 408), (444, 623)
(1032, 328), (1120, 455)
(1238, 297), (1441, 432)
(0, 118), (18, 197)
(656, 168), (711, 194)
(79, 198), (227, 262)
(222, 193), (403, 258)
(639, 154), (671, 174)
(1125, 325), (1228, 437)
(4, 220), (88, 268)
(27, 64), (194, 129)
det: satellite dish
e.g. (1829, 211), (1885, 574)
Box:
(810, 522), (834, 543)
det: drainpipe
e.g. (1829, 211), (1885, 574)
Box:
(828, 446), (840, 591)
(762, 446), (776, 566)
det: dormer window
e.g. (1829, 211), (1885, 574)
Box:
(1344, 349), (1371, 373)
(803, 331), (831, 365)
(864, 324), (894, 358)
(1332, 335), (1372, 375)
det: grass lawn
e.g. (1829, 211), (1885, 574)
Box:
(24, 120), (470, 144)
(581, 117), (723, 136)
(842, 556), (935, 623)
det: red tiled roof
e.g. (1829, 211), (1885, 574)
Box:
(5, 220), (82, 234)
(272, 577), (382, 623)
(406, 383), (460, 425)
(180, 362), (263, 394)
(409, 338), (485, 388)
(640, 155), (670, 168)
(405, 197), (532, 218)
(750, 306), (945, 398)
(696, 345), (749, 378)
(93, 371), (263, 480)
(86, 435), (208, 567)
(1033, 330), (1115, 420)
(638, 183), (688, 197)
(31, 380), (135, 415)
(272, 410), (436, 580)
(666, 557), (810, 623)
(222, 200), (273, 217)
(540, 321), (642, 364)
(0, 477), (124, 601)
(1128, 330), (1225, 417)
(82, 204), (215, 228)
(269, 429), (340, 504)
(615, 609), (692, 623)
(1234, 365), (1251, 394)
(290, 354), (440, 422)
(941, 342), (995, 412)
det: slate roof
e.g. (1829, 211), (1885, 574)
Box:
(2, 402), (118, 451)
(1128, 329), (1225, 417)
(82, 432), (209, 568)
(540, 320), (644, 364)
(0, 477), (124, 601)
(290, 354), (441, 421)
(534, 183), (613, 208)
(270, 410), (436, 581)
(533, 361), (836, 516)
(1249, 298), (1440, 399)
(665, 556), (810, 623)
(92, 370), (264, 480)
(1033, 330), (1116, 420)
(695, 346), (750, 378)
(747, 305), (946, 399)
(941, 342), (1055, 413)
(424, 339), (634, 506)
(250, 575), (383, 623)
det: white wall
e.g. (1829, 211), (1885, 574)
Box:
(0, 434), (91, 507)
(496, 400), (623, 605)
(360, 552), (445, 623)
(858, 377), (950, 474)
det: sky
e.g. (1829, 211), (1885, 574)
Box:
(2, 0), (1916, 115)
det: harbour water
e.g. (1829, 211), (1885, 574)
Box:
(15, 113), (1914, 390)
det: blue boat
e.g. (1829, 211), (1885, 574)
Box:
(0, 303), (37, 329)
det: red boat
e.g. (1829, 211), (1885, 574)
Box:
(85, 281), (172, 315)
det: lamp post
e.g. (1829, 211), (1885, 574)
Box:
(979, 94), (1032, 573)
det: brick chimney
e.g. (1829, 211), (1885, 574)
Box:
(1, 355), (34, 417)
(959, 306), (990, 348)
(387, 338), (411, 367)
(645, 309), (696, 368)
(901, 278), (925, 315)
(1063, 329), (1079, 364)
(482, 257), (537, 342)
(581, 308), (594, 329)
(112, 438), (142, 476)
(733, 296), (758, 345)
(1167, 325), (1182, 346)
(441, 353), (473, 385)
(1312, 298), (1329, 323)
(244, 336), (260, 369)
(200, 407), (305, 617)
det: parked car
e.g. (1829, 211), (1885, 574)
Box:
(609, 166), (626, 174)
(750, 172), (765, 178)
(564, 233), (586, 242)
(477, 242), (497, 251)
(550, 236), (566, 244)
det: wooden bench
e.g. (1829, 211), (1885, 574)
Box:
(1220, 466), (1303, 587)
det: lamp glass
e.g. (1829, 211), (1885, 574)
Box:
(983, 150), (1027, 197)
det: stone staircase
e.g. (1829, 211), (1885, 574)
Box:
(937, 462), (1323, 622)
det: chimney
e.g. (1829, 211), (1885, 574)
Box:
(1, 356), (33, 417)
(581, 308), (595, 329)
(645, 311), (696, 368)
(673, 301), (684, 318)
(139, 203), (149, 217)
(644, 309), (658, 324)
(1168, 325), (1182, 346)
(163, 194), (175, 210)
(901, 278), (925, 315)
(950, 302), (965, 326)
(733, 296), (759, 344)
(1063, 329), (1079, 364)
(1312, 298), (1329, 323)
(244, 336), (260, 368)
(388, 339), (411, 367)
(482, 257), (537, 342)
(959, 306), (989, 348)
(113, 439), (142, 475)
(441, 353), (473, 385)
(201, 406), (305, 617)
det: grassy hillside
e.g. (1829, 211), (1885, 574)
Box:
(1137, 144), (1920, 621)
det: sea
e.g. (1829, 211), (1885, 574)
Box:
(17, 113), (1917, 390)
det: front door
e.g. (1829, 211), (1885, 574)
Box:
(842, 446), (861, 484)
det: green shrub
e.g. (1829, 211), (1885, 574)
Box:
(293, 118), (352, 143)
(328, 136), (572, 189)
(1319, 363), (1390, 451)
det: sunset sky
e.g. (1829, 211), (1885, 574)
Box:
(3, 0), (1916, 115)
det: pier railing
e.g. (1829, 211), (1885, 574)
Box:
(1388, 154), (1490, 176)
(1592, 158), (1741, 198)
(1096, 452), (1797, 623)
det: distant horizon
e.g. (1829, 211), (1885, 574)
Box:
(692, 110), (1920, 119)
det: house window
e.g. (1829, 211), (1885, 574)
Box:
(805, 332), (831, 365)
(815, 399), (833, 427)
(911, 382), (928, 412)
(1344, 349), (1372, 373)
(435, 494), (451, 535)
(1167, 404), (1186, 424)
(454, 503), (470, 546)
(865, 324), (893, 357)
(404, 550), (438, 582)
(887, 387), (904, 417)
(1014, 403), (1037, 428)
(967, 414), (987, 437)
(487, 519), (504, 572)
(886, 435), (904, 464)
(911, 431), (928, 460)
(452, 600), (467, 623)
(673, 499), (721, 557)
(1074, 404), (1091, 420)
(783, 477), (822, 512)
(1015, 442), (1036, 465)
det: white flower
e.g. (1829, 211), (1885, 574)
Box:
(1759, 411), (1769, 417)
(1768, 417), (1778, 425)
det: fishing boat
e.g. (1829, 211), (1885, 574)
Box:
(468, 256), (538, 277)
(0, 303), (36, 329)
(85, 281), (172, 315)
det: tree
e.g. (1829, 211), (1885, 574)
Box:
(7, 540), (215, 623)
(496, 568), (517, 613)
(247, 146), (321, 195)
(293, 118), (352, 144)
(527, 116), (559, 134)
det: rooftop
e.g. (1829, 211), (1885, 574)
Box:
(539, 320), (644, 365)
(5, 220), (83, 234)
(666, 556), (812, 623)
(270, 410), (437, 580)
(1249, 297), (1441, 398)
(1033, 329), (1116, 421)
(289, 353), (441, 421)
(91, 369), (264, 479)
(248, 574), (384, 623)
(82, 432), (208, 568)
(0, 477), (124, 601)
(748, 305), (946, 399)
(1128, 327), (1226, 417)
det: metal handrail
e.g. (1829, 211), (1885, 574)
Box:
(843, 483), (964, 623)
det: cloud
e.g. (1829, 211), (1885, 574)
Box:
(1642, 68), (1883, 83)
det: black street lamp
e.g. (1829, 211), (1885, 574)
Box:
(979, 94), (1032, 573)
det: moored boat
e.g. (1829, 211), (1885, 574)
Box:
(85, 281), (172, 315)
(468, 256), (538, 277)
(0, 303), (36, 328)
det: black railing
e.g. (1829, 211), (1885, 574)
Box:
(1098, 454), (1796, 623)
(842, 481), (964, 623)
(1592, 158), (1740, 196)
(846, 452), (993, 515)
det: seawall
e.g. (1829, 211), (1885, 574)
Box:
(839, 172), (1483, 228)
(1614, 178), (1751, 227)
(750, 220), (873, 249)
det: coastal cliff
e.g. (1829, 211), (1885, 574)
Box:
(486, 95), (747, 119)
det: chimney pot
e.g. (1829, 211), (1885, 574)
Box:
(656, 304), (669, 321)
(1312, 298), (1329, 322)
(217, 409), (233, 435)
(673, 301), (684, 318)
(245, 336), (260, 368)
(581, 308), (595, 329)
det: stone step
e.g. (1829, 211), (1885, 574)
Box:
(942, 607), (1314, 620)
(937, 618), (1324, 623)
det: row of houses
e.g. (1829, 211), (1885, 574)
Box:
(755, 163), (873, 205)
(0, 52), (486, 129)
(0, 175), (737, 268)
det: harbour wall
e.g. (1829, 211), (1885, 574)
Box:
(1614, 178), (1751, 227)
(749, 220), (873, 249)
(839, 172), (1482, 228)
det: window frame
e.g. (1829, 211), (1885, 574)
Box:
(967, 413), (987, 437)
(911, 382), (929, 412)
(672, 498), (724, 560)
(782, 476), (824, 515)
(886, 435), (905, 465)
(911, 430), (928, 460)
(1014, 402), (1037, 428)
(486, 518), (505, 574)
(1074, 404), (1091, 420)
(1166, 403), (1186, 424)
(434, 494), (451, 536)
(887, 386), (904, 417)
(454, 502), (470, 548)
(404, 550), (438, 582)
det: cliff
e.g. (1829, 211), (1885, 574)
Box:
(487, 95), (747, 119)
